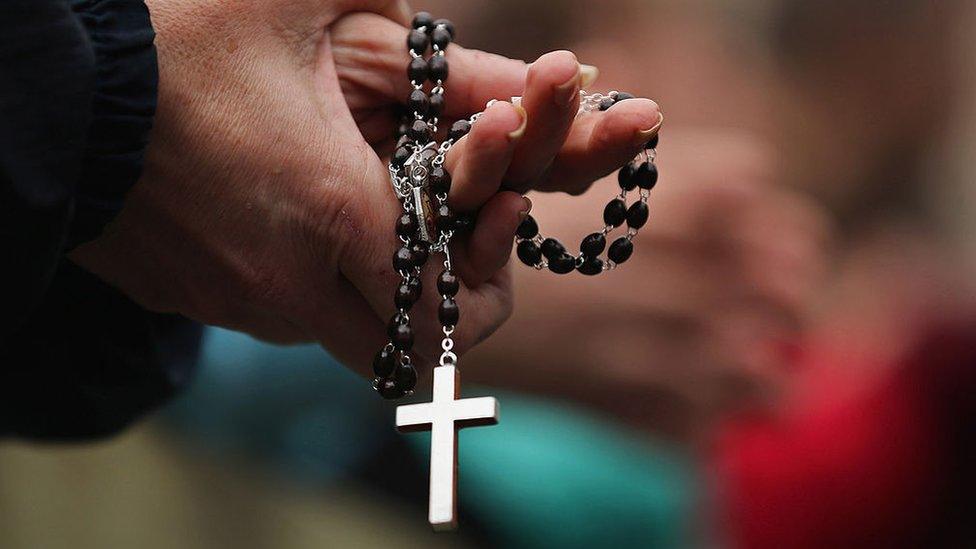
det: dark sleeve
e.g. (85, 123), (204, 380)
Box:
(0, 0), (199, 440)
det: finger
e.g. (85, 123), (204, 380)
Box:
(331, 13), (528, 117)
(330, 0), (412, 25)
(451, 192), (529, 287)
(443, 101), (526, 212)
(504, 50), (583, 191)
(538, 99), (662, 194)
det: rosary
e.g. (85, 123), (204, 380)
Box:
(372, 12), (659, 531)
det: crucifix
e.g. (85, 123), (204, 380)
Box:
(396, 365), (499, 531)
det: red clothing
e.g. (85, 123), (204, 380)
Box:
(714, 324), (975, 548)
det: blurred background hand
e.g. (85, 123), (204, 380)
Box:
(467, 129), (831, 442)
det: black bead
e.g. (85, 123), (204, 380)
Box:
(408, 89), (429, 116)
(410, 241), (430, 267)
(407, 57), (428, 84)
(439, 298), (460, 326)
(372, 348), (397, 378)
(408, 119), (431, 143)
(449, 120), (471, 141)
(435, 204), (455, 232)
(634, 162), (658, 190)
(599, 97), (616, 111)
(618, 164), (638, 191)
(391, 322), (414, 351)
(548, 253), (577, 274)
(627, 201), (649, 229)
(393, 246), (415, 272)
(377, 378), (405, 400)
(580, 232), (607, 257)
(394, 363), (418, 392)
(431, 27), (452, 50)
(453, 213), (475, 233)
(428, 55), (449, 82)
(407, 29), (429, 55)
(608, 237), (634, 264)
(429, 166), (451, 194)
(396, 213), (418, 237)
(392, 145), (412, 167)
(429, 92), (445, 117)
(615, 92), (635, 101)
(395, 121), (411, 140)
(517, 240), (543, 266)
(645, 134), (659, 150)
(577, 256), (604, 276)
(433, 18), (456, 38)
(394, 282), (419, 310)
(516, 215), (539, 239)
(541, 238), (566, 261)
(408, 277), (422, 298)
(604, 199), (627, 227)
(437, 270), (460, 297)
(412, 11), (433, 29)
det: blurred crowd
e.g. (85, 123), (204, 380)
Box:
(2, 0), (974, 547)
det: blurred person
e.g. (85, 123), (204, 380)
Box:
(0, 1), (660, 439)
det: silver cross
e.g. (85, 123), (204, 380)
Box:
(396, 365), (499, 530)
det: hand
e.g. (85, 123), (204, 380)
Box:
(70, 3), (662, 375)
(466, 129), (831, 440)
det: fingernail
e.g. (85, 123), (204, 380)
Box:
(554, 64), (582, 106)
(508, 105), (528, 141)
(580, 64), (599, 88)
(519, 196), (533, 219)
(634, 111), (665, 146)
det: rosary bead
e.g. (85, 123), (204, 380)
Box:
(598, 97), (616, 111)
(429, 166), (451, 194)
(392, 145), (412, 167)
(433, 18), (456, 38)
(408, 89), (429, 116)
(449, 120), (471, 141)
(541, 237), (566, 261)
(407, 30), (429, 55)
(412, 11), (433, 29)
(435, 204), (456, 232)
(372, 348), (397, 378)
(516, 215), (539, 239)
(577, 256), (604, 276)
(408, 276), (422, 298)
(410, 241), (430, 267)
(608, 237), (634, 264)
(377, 378), (406, 400)
(453, 213), (475, 233)
(634, 162), (658, 190)
(437, 270), (460, 297)
(394, 246), (416, 272)
(439, 297), (460, 326)
(615, 92), (635, 101)
(646, 134), (659, 150)
(618, 164), (638, 191)
(627, 201), (649, 229)
(396, 212), (418, 237)
(394, 362), (418, 392)
(428, 55), (449, 82)
(548, 253), (577, 274)
(431, 26), (452, 50)
(407, 57), (428, 84)
(580, 232), (607, 257)
(391, 322), (415, 351)
(516, 240), (543, 266)
(395, 282), (419, 310)
(408, 119), (432, 143)
(603, 198), (627, 227)
(429, 92), (445, 117)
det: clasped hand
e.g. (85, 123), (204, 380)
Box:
(71, 0), (661, 375)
